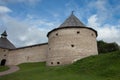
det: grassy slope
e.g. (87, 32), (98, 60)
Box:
(0, 66), (9, 72)
(0, 51), (120, 80)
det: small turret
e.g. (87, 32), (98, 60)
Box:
(1, 31), (7, 38)
(0, 30), (16, 49)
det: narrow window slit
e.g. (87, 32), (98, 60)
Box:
(71, 44), (74, 47)
(51, 62), (53, 64)
(77, 31), (80, 34)
(56, 33), (58, 36)
(57, 62), (60, 64)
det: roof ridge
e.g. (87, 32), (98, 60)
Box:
(59, 13), (85, 28)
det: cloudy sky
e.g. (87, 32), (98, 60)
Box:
(0, 0), (120, 47)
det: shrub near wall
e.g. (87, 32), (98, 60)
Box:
(97, 40), (119, 54)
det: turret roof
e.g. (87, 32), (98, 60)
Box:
(1, 31), (7, 37)
(47, 12), (97, 37)
(0, 31), (16, 49)
(59, 12), (85, 27)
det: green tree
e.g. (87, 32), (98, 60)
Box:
(97, 40), (119, 54)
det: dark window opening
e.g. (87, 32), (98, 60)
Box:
(51, 62), (53, 64)
(77, 31), (80, 34)
(49, 48), (51, 50)
(91, 33), (94, 36)
(71, 44), (74, 47)
(56, 33), (58, 36)
(4, 54), (6, 56)
(1, 59), (6, 66)
(57, 62), (60, 64)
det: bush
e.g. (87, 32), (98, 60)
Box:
(97, 40), (119, 54)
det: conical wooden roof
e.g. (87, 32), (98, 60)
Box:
(0, 31), (16, 49)
(59, 13), (85, 27)
(47, 13), (98, 37)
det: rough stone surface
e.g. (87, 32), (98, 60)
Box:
(0, 14), (98, 66)
(47, 28), (98, 66)
(6, 44), (48, 65)
(0, 48), (8, 64)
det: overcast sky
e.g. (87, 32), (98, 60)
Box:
(0, 0), (120, 47)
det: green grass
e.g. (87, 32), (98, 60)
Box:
(0, 51), (120, 80)
(0, 66), (9, 72)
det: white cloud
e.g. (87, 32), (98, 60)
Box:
(94, 0), (106, 11)
(98, 25), (119, 39)
(87, 14), (120, 45)
(0, 13), (59, 47)
(0, 6), (11, 32)
(85, 0), (120, 45)
(87, 15), (100, 28)
(0, 6), (12, 13)
(0, 0), (119, 47)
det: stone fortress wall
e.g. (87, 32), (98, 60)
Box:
(6, 43), (48, 65)
(0, 48), (9, 64)
(47, 27), (98, 66)
(0, 13), (98, 66)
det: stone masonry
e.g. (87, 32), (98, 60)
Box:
(0, 13), (98, 66)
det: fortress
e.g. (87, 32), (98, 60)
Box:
(0, 13), (98, 66)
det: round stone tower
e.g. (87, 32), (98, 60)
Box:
(46, 13), (98, 66)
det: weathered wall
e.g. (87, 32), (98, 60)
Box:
(0, 27), (98, 66)
(6, 44), (48, 65)
(0, 48), (8, 65)
(47, 28), (98, 66)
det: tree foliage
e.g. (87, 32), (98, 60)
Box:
(97, 40), (119, 54)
